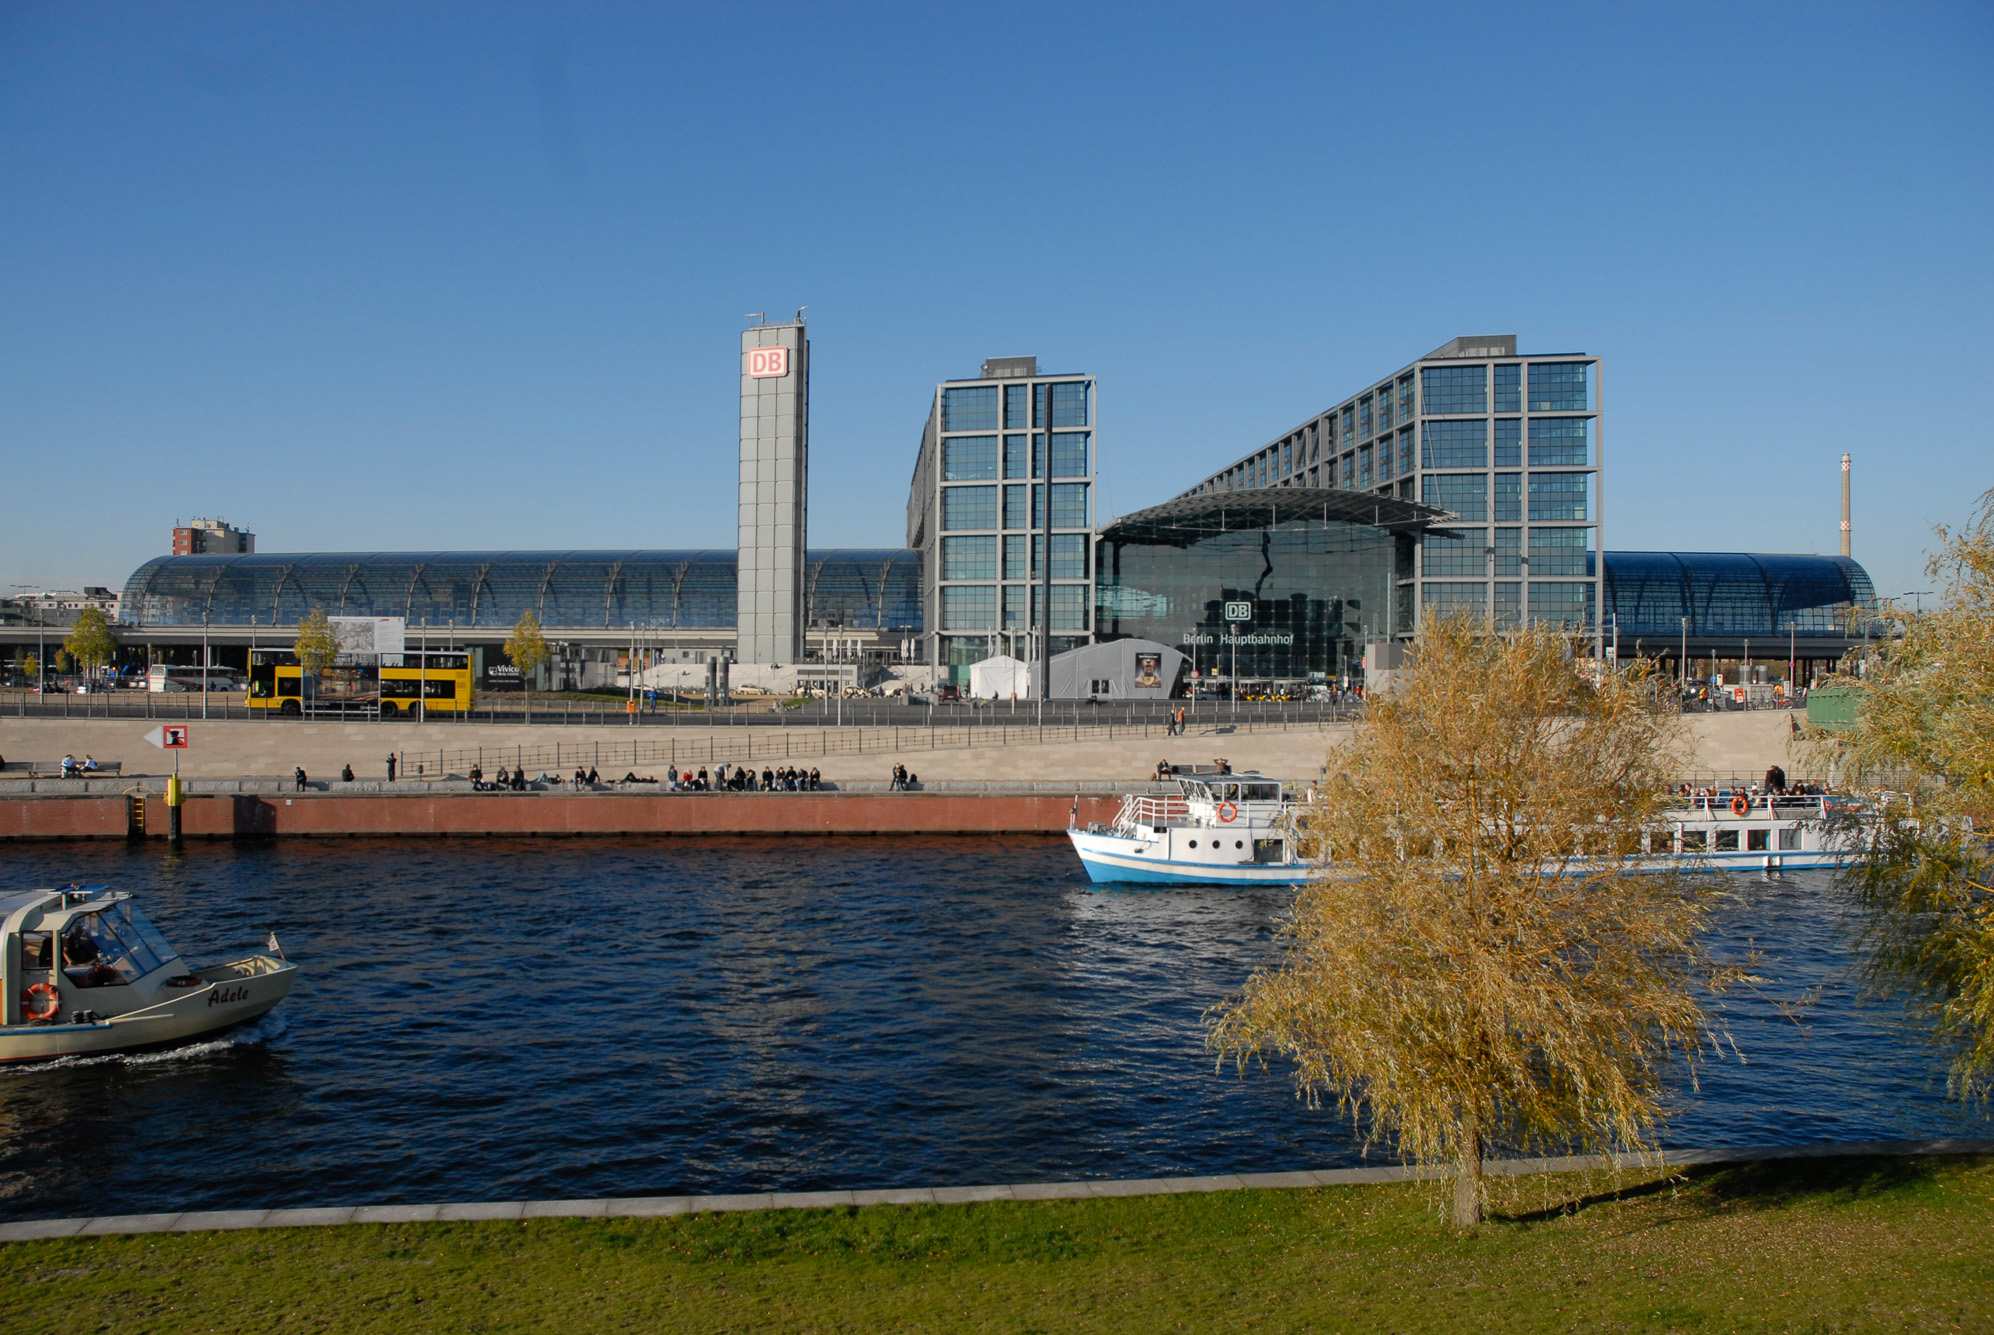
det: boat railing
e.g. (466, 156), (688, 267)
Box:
(1670, 794), (1834, 818)
(1114, 793), (1191, 832)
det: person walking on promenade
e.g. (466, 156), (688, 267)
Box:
(386, 753), (397, 782)
(294, 766), (308, 793)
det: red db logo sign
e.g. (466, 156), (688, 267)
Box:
(747, 347), (789, 379)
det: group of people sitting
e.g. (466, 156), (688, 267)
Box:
(674, 763), (821, 792)
(468, 765), (535, 792)
(1676, 764), (1830, 803)
(57, 754), (100, 777)
(887, 763), (921, 791)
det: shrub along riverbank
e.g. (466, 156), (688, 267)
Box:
(5, 1154), (1990, 1333)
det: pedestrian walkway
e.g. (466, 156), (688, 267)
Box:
(3, 1137), (1986, 1242)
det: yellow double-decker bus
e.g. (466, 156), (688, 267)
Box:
(248, 650), (473, 718)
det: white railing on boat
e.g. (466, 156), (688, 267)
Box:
(1113, 794), (1190, 832)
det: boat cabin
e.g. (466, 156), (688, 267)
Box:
(1, 886), (187, 1027)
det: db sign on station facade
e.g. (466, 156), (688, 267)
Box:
(1223, 601), (1253, 623)
(144, 725), (189, 749)
(746, 347), (789, 379)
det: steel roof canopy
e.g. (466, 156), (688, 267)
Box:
(1098, 487), (1450, 548)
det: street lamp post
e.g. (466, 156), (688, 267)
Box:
(201, 614), (211, 721)
(1680, 616), (1689, 692)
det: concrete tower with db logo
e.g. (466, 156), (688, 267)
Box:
(737, 317), (809, 664)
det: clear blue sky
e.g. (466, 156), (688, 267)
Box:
(3, 2), (1989, 605)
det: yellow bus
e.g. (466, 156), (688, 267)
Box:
(248, 650), (474, 718)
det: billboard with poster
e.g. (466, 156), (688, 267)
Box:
(329, 617), (406, 665)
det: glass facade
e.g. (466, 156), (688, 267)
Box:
(1422, 365), (1487, 415)
(122, 550), (923, 631)
(1601, 553), (1875, 637)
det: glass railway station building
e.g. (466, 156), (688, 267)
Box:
(10, 332), (1876, 695)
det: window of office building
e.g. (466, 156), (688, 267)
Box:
(1494, 418), (1521, 466)
(1494, 364), (1522, 413)
(1003, 434), (1031, 478)
(942, 584), (996, 630)
(1528, 474), (1589, 521)
(1050, 482), (1090, 528)
(1358, 445), (1373, 489)
(1494, 472), (1521, 522)
(943, 485), (998, 530)
(1398, 428), (1415, 476)
(1048, 382), (1089, 427)
(942, 535), (998, 580)
(1531, 580), (1594, 630)
(1529, 527), (1589, 574)
(1051, 533), (1088, 579)
(1422, 419), (1487, 469)
(1422, 582), (1487, 616)
(1003, 483), (1039, 529)
(943, 435), (998, 480)
(1004, 384), (1030, 428)
(1342, 454), (1355, 487)
(1359, 395), (1373, 439)
(1422, 365), (1487, 415)
(1378, 388), (1394, 432)
(1342, 405), (1355, 444)
(1004, 534), (1032, 579)
(1398, 375), (1415, 421)
(1050, 432), (1089, 478)
(1494, 581), (1522, 628)
(1528, 362), (1589, 411)
(1528, 417), (1590, 466)
(1002, 583), (1031, 629)
(1051, 584), (1089, 630)
(1422, 472), (1488, 520)
(1422, 530), (1485, 576)
(943, 386), (998, 431)
(1281, 442), (1293, 474)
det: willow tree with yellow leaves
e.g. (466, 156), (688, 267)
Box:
(1208, 613), (1736, 1228)
(1807, 488), (1994, 1101)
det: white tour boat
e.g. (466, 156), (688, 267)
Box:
(1068, 778), (1854, 887)
(1069, 772), (1311, 886)
(1, 884), (297, 1064)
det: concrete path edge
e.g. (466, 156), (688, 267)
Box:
(4, 1136), (1989, 1243)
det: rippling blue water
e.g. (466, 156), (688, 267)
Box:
(0, 839), (1983, 1220)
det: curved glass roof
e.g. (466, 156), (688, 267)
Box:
(122, 550), (922, 632)
(1601, 552), (1874, 638)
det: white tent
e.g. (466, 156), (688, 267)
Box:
(968, 655), (1036, 700)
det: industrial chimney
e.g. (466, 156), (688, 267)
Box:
(1840, 453), (1852, 557)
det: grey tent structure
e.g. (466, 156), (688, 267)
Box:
(1048, 638), (1185, 700)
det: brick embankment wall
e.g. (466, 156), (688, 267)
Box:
(0, 793), (1128, 841)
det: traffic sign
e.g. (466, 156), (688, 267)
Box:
(144, 725), (189, 750)
(1223, 601), (1252, 623)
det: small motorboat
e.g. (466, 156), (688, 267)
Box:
(1069, 771), (1311, 886)
(1, 884), (296, 1064)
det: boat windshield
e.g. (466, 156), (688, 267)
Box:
(1208, 781), (1282, 803)
(60, 901), (174, 988)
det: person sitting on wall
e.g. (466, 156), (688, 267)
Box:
(1156, 759), (1174, 782)
(341, 764), (355, 783)
(810, 768), (821, 791)
(586, 766), (599, 786)
(512, 769), (528, 792)
(60, 754), (76, 778)
(83, 755), (99, 773)
(468, 765), (483, 789)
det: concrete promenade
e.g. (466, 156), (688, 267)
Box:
(2, 1137), (1986, 1242)
(0, 708), (1806, 787)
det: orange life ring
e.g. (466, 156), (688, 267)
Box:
(22, 982), (59, 1022)
(1216, 801), (1239, 823)
(1730, 794), (1751, 817)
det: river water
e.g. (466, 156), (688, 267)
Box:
(0, 839), (1984, 1220)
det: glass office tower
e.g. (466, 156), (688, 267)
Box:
(906, 356), (1096, 685)
(1178, 336), (1603, 642)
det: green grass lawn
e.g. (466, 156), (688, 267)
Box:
(6, 1155), (1990, 1333)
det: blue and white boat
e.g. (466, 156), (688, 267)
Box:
(1068, 772), (1311, 886)
(1068, 778), (1853, 886)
